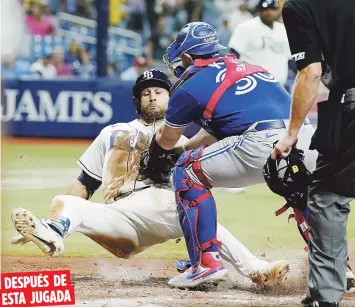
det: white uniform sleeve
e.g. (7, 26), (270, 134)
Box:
(228, 24), (248, 54)
(77, 127), (110, 181)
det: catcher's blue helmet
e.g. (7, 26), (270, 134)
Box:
(163, 22), (226, 77)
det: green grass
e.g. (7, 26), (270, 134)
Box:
(2, 142), (83, 170)
(1, 142), (354, 260)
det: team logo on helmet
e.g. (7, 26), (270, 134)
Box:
(191, 23), (216, 38)
(202, 36), (217, 43)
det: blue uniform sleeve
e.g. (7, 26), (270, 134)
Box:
(165, 88), (200, 128)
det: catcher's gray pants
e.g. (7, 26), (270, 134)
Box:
(186, 119), (317, 188)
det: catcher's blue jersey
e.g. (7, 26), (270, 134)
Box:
(164, 63), (292, 140)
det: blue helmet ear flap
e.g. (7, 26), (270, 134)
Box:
(173, 66), (186, 78)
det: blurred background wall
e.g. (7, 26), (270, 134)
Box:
(1, 0), (326, 138)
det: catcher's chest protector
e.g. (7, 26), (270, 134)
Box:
(170, 54), (267, 120)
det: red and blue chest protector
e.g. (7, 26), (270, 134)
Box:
(165, 54), (292, 140)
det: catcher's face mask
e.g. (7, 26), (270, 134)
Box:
(163, 52), (185, 78)
(263, 147), (312, 209)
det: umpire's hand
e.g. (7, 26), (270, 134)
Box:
(271, 134), (298, 160)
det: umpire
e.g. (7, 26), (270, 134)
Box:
(271, 0), (355, 306)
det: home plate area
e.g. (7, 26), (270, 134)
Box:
(2, 256), (355, 307)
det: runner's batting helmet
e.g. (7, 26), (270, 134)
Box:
(132, 69), (171, 115)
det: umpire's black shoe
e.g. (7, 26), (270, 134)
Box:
(301, 295), (318, 307)
(301, 295), (339, 307)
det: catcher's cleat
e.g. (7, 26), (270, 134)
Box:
(250, 260), (290, 286)
(168, 253), (228, 289)
(11, 208), (64, 257)
(11, 233), (30, 245)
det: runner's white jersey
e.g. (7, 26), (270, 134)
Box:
(78, 119), (187, 203)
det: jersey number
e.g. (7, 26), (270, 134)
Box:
(215, 68), (278, 95)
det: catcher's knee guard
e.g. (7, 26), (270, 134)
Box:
(173, 147), (221, 269)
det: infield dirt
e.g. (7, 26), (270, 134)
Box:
(2, 255), (355, 307)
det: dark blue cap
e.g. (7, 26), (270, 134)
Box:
(133, 69), (171, 99)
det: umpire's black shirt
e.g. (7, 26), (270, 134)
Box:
(282, 0), (355, 90)
(282, 0), (355, 197)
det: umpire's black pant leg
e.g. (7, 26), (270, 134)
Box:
(307, 184), (351, 303)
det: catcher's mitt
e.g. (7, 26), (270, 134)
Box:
(263, 146), (312, 211)
(139, 149), (176, 184)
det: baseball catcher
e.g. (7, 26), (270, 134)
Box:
(139, 21), (352, 290)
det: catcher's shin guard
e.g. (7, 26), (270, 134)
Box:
(173, 147), (221, 270)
